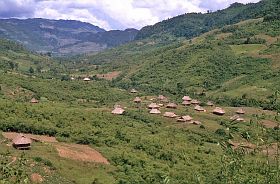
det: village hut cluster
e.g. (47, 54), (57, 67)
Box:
(110, 89), (247, 126)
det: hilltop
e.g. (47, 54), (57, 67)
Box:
(0, 18), (138, 56)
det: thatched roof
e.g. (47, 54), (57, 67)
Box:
(158, 95), (168, 102)
(166, 103), (177, 109)
(182, 101), (191, 106)
(30, 98), (39, 103)
(150, 109), (161, 114)
(112, 108), (125, 115)
(83, 77), (91, 81)
(177, 115), (193, 122)
(158, 95), (166, 100)
(236, 108), (245, 114)
(191, 99), (200, 104)
(182, 96), (192, 101)
(12, 134), (32, 146)
(163, 112), (178, 118)
(213, 107), (225, 115)
(207, 101), (214, 106)
(194, 105), (206, 112)
(148, 103), (160, 109)
(133, 97), (142, 103)
(130, 89), (138, 93)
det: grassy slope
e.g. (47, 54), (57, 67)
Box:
(78, 18), (280, 110)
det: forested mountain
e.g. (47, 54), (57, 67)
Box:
(136, 0), (280, 40)
(0, 18), (138, 56)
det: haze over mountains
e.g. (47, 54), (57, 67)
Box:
(0, 18), (138, 56)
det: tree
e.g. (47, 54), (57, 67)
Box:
(29, 67), (34, 74)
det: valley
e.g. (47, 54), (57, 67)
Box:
(0, 0), (279, 183)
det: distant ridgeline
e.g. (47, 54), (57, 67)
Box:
(0, 18), (138, 56)
(136, 0), (280, 40)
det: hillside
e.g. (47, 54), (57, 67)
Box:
(76, 16), (280, 111)
(0, 37), (279, 183)
(136, 0), (280, 40)
(0, 18), (138, 56)
(0, 1), (280, 183)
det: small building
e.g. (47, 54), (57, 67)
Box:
(133, 97), (142, 103)
(213, 107), (225, 115)
(182, 101), (191, 106)
(236, 108), (245, 114)
(158, 95), (168, 102)
(30, 98), (39, 103)
(182, 96), (192, 101)
(150, 109), (161, 114)
(163, 112), (178, 118)
(166, 103), (177, 109)
(191, 99), (200, 105)
(194, 105), (206, 112)
(207, 101), (214, 106)
(148, 103), (160, 109)
(12, 134), (32, 150)
(83, 77), (91, 81)
(130, 89), (138, 93)
(177, 115), (193, 122)
(112, 107), (125, 115)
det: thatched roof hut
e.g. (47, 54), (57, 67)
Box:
(182, 101), (191, 106)
(130, 89), (138, 93)
(213, 107), (225, 115)
(191, 99), (200, 105)
(148, 103), (160, 109)
(133, 97), (142, 103)
(182, 96), (192, 101)
(83, 77), (91, 81)
(12, 134), (32, 150)
(166, 103), (177, 109)
(112, 107), (125, 115)
(207, 101), (214, 106)
(158, 95), (168, 102)
(30, 98), (39, 103)
(236, 108), (245, 114)
(177, 115), (193, 122)
(194, 105), (206, 112)
(150, 109), (161, 114)
(163, 112), (178, 118)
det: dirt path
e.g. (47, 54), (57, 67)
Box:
(54, 143), (109, 164)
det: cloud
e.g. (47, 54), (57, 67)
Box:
(0, 0), (261, 30)
(0, 0), (35, 18)
(199, 0), (261, 11)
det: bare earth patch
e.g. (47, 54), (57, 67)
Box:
(55, 143), (109, 164)
(262, 143), (279, 156)
(2, 132), (58, 143)
(262, 120), (279, 128)
(31, 173), (43, 183)
(96, 71), (120, 80)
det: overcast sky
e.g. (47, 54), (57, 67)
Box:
(0, 0), (261, 30)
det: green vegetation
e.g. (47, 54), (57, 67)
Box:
(0, 0), (280, 183)
(136, 0), (280, 40)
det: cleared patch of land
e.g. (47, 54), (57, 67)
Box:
(55, 143), (109, 164)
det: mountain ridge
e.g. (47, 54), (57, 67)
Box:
(0, 18), (138, 56)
